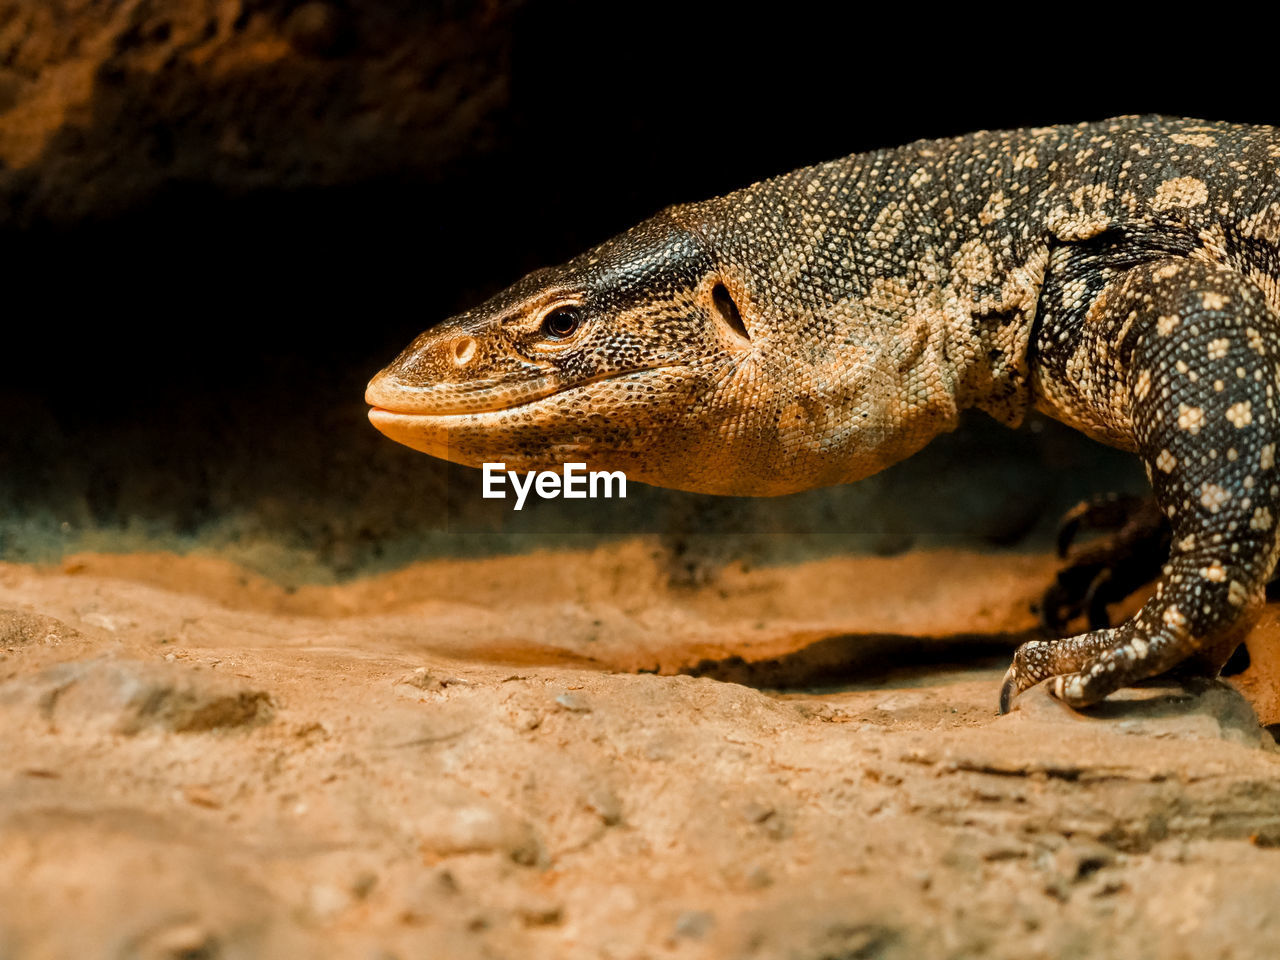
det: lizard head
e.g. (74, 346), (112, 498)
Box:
(368, 198), (966, 497)
(366, 211), (764, 493)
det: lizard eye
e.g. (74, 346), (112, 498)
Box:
(541, 305), (583, 340)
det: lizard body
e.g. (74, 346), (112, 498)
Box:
(366, 116), (1280, 711)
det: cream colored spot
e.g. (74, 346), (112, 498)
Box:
(1251, 506), (1274, 531)
(868, 202), (905, 247)
(979, 190), (1009, 224)
(1178, 404), (1205, 433)
(1207, 338), (1230, 360)
(1200, 483), (1230, 512)
(1135, 368), (1152, 400)
(1153, 264), (1181, 281)
(1200, 561), (1227, 582)
(1247, 327), (1266, 354)
(1162, 605), (1187, 628)
(1262, 443), (1275, 470)
(1155, 449), (1177, 473)
(1226, 401), (1253, 428)
(954, 238), (995, 285)
(1157, 313), (1180, 335)
(1228, 581), (1250, 606)
(1202, 291), (1228, 310)
(1070, 182), (1111, 211)
(1170, 133), (1217, 148)
(1129, 637), (1150, 658)
(1152, 177), (1208, 211)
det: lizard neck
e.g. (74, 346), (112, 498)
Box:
(682, 127), (1060, 482)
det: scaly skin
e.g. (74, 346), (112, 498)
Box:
(366, 116), (1280, 713)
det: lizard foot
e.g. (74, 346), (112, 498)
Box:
(999, 620), (1254, 714)
(1040, 494), (1169, 634)
(999, 628), (1133, 713)
(1009, 257), (1280, 715)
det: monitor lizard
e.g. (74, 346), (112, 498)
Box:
(365, 116), (1280, 714)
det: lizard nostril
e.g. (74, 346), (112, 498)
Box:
(452, 337), (477, 365)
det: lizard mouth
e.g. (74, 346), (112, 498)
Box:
(365, 365), (681, 419)
(365, 364), (685, 462)
(364, 369), (568, 417)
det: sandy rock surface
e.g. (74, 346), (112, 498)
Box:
(2, 543), (1279, 959)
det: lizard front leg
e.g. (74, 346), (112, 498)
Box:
(1001, 258), (1280, 712)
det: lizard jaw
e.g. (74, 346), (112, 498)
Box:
(365, 364), (686, 468)
(366, 406), (487, 464)
(369, 405), (610, 470)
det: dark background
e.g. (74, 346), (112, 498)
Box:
(0, 2), (1271, 582)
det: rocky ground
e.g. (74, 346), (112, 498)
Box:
(2, 543), (1279, 959)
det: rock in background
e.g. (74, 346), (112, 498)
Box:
(0, 0), (512, 222)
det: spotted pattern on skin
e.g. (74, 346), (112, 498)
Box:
(1152, 177), (1209, 211)
(1201, 561), (1227, 581)
(1200, 484), (1231, 511)
(1178, 404), (1205, 433)
(1171, 133), (1218, 149)
(1226, 401), (1254, 427)
(1018, 244), (1280, 708)
(366, 117), (1280, 713)
(1133, 368), (1152, 401)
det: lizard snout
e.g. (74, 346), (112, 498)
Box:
(366, 323), (560, 417)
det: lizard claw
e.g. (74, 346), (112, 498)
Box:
(998, 666), (1020, 714)
(998, 636), (1068, 714)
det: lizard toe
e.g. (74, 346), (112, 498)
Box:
(1050, 672), (1105, 709)
(999, 639), (1059, 713)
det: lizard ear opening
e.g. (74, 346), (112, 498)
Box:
(711, 282), (751, 344)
